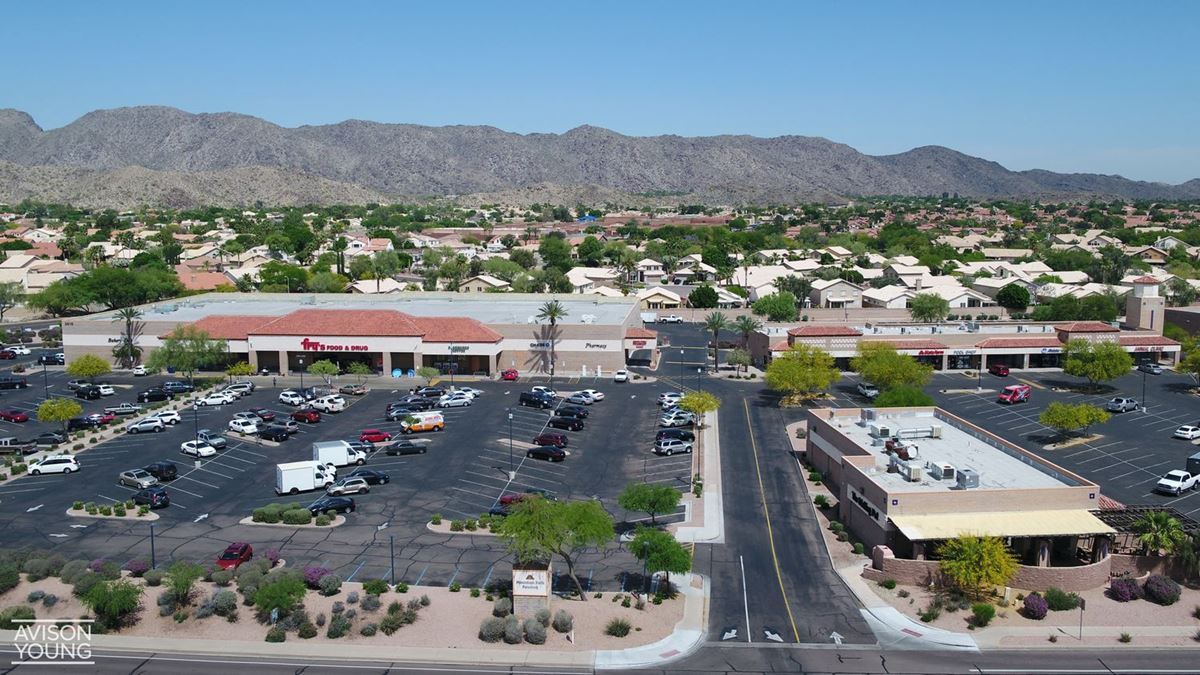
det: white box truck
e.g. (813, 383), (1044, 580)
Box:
(313, 440), (367, 467)
(275, 460), (336, 495)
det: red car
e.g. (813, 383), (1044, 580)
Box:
(501, 369), (519, 381)
(291, 409), (321, 424)
(215, 542), (253, 570)
(87, 412), (116, 425)
(0, 409), (28, 423)
(0, 351), (15, 360)
(532, 432), (568, 448)
(251, 408), (276, 421)
(988, 363), (1010, 377)
(359, 429), (392, 443)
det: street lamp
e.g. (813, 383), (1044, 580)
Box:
(41, 359), (48, 401)
(696, 367), (702, 392)
(1142, 367), (1148, 413)
(449, 343), (456, 387)
(679, 349), (684, 387)
(506, 409), (515, 480)
(298, 355), (305, 392)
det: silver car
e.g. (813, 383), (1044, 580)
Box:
(119, 469), (158, 489)
(326, 476), (370, 496)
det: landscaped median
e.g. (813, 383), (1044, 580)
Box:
(68, 499), (159, 521)
(239, 501), (346, 528)
(426, 513), (500, 536)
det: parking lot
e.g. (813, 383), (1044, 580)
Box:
(0, 371), (694, 591)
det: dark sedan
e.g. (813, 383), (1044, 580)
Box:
(383, 440), (427, 456)
(526, 445), (566, 462)
(347, 469), (390, 485)
(250, 408), (276, 422)
(547, 416), (584, 431)
(308, 496), (355, 516)
(259, 425), (290, 442)
(656, 428), (696, 443)
(555, 405), (589, 419)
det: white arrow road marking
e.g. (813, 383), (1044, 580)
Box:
(376, 522), (389, 531)
(69, 524), (88, 529)
(26, 504), (43, 512)
(48, 534), (68, 538)
(193, 513), (209, 523)
(830, 631), (844, 645)
(721, 629), (738, 640)
(764, 630), (783, 643)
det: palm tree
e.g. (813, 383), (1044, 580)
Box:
(703, 312), (730, 372)
(1134, 510), (1186, 556)
(111, 307), (144, 368)
(536, 300), (568, 384)
(733, 315), (762, 348)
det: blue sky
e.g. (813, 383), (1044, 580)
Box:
(6, 1), (1198, 183)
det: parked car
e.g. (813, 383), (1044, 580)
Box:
(75, 385), (101, 400)
(386, 406), (423, 421)
(437, 392), (473, 408)
(276, 420), (299, 435)
(36, 353), (64, 366)
(348, 468), (390, 485)
(29, 455), (78, 475)
(654, 438), (694, 456)
(576, 389), (605, 401)
(67, 417), (98, 432)
(614, 369), (629, 383)
(339, 383), (368, 396)
(359, 428), (392, 443)
(308, 496), (355, 516)
(215, 543), (253, 570)
(1175, 425), (1200, 440)
(149, 410), (181, 425)
(415, 387), (445, 398)
(526, 445), (566, 462)
(658, 315), (683, 324)
(195, 429), (227, 450)
(311, 395), (347, 413)
(97, 384), (115, 396)
(119, 468), (158, 489)
(180, 441), (217, 458)
(531, 386), (558, 398)
(161, 381), (194, 394)
(1155, 470), (1199, 495)
(988, 364), (1011, 377)
(228, 418), (260, 435)
(0, 350), (19, 360)
(452, 386), (484, 398)
(132, 485), (170, 509)
(547, 416), (584, 431)
(137, 388), (172, 403)
(132, 365), (147, 376)
(0, 409), (28, 423)
(5, 346), (29, 356)
(564, 392), (594, 406)
(86, 412), (115, 425)
(1106, 397), (1140, 413)
(532, 432), (568, 448)
(383, 439), (427, 456)
(656, 428), (696, 443)
(250, 408), (276, 422)
(224, 381), (255, 395)
(500, 368), (519, 381)
(997, 384), (1031, 404)
(258, 425), (290, 442)
(125, 418), (165, 434)
(279, 390), (306, 406)
(856, 382), (880, 399)
(34, 432), (66, 446)
(142, 461), (178, 481)
(554, 406), (589, 421)
(659, 410), (696, 428)
(66, 379), (89, 392)
(389, 397), (432, 411)
(291, 409), (321, 424)
(104, 402), (143, 416)
(195, 392), (236, 407)
(1139, 362), (1164, 375)
(657, 392), (683, 407)
(327, 476), (371, 496)
(518, 392), (555, 409)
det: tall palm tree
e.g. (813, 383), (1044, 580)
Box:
(733, 315), (762, 348)
(703, 312), (730, 372)
(536, 300), (568, 384)
(111, 307), (144, 368)
(1134, 510), (1186, 556)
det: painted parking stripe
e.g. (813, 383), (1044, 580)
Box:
(163, 484), (204, 499)
(196, 466), (234, 479)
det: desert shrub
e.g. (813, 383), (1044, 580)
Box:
(396, 582), (409, 593)
(380, 613), (404, 635)
(1144, 574), (1182, 606)
(213, 590), (237, 617)
(878, 579), (897, 590)
(253, 575), (307, 619)
(853, 542), (864, 555)
(315, 612), (326, 627)
(71, 572), (102, 599)
(362, 579), (388, 595)
(211, 570), (233, 587)
(326, 615), (351, 639)
(524, 618), (546, 644)
(263, 548), (280, 567)
(552, 609), (573, 633)
(470, 588), (481, 598)
(314, 515), (332, 527)
(919, 602), (941, 623)
(319, 574), (342, 596)
(281, 509), (312, 525)
(0, 606), (34, 629)
(58, 560), (89, 585)
(347, 591), (359, 605)
(276, 609), (309, 633)
(493, 597), (512, 617)
(361, 595), (381, 612)
(194, 602), (215, 620)
(535, 608), (551, 627)
(431, 513), (442, 525)
(41, 594), (57, 608)
(143, 569), (165, 587)
(1023, 593), (1048, 620)
(332, 601), (345, 615)
(1044, 587), (1080, 611)
(0, 564), (20, 593)
(1109, 577), (1143, 602)
(26, 590), (44, 603)
(22, 558), (53, 581)
(123, 559), (149, 578)
(298, 622), (317, 639)
(605, 618), (632, 637)
(387, 600), (402, 615)
(813, 494), (829, 508)
(450, 520), (463, 532)
(420, 594), (430, 607)
(503, 615), (522, 644)
(302, 566), (332, 589)
(449, 582), (461, 593)
(265, 626), (286, 642)
(83, 579), (144, 631)
(252, 508), (281, 524)
(479, 616), (505, 642)
(360, 622), (378, 636)
(971, 603), (995, 627)
(1119, 632), (1132, 643)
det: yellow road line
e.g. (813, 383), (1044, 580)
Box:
(1017, 377), (1045, 390)
(743, 398), (801, 643)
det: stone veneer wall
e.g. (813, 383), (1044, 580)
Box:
(865, 545), (1113, 592)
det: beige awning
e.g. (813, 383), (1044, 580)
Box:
(890, 510), (1116, 541)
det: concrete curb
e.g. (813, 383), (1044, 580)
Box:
(674, 411), (723, 544)
(861, 607), (979, 651)
(593, 573), (709, 669)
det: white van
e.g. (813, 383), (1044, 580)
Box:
(311, 395), (347, 413)
(400, 411), (445, 434)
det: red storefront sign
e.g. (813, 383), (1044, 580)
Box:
(300, 338), (370, 352)
(917, 349), (944, 356)
(632, 340), (647, 348)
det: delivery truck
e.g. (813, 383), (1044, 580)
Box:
(313, 440), (367, 467)
(275, 460), (336, 495)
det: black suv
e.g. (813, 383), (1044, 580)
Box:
(656, 428), (696, 443)
(66, 417), (99, 432)
(384, 439), (427, 456)
(519, 392), (555, 409)
(161, 381), (193, 394)
(36, 354), (63, 366)
(75, 385), (101, 400)
(554, 406), (589, 420)
(133, 486), (170, 509)
(143, 462), (178, 481)
(547, 416), (584, 431)
(259, 425), (290, 442)
(137, 388), (171, 403)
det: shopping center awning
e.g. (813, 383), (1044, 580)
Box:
(890, 510), (1116, 541)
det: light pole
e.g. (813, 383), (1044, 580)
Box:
(298, 355), (305, 392)
(507, 409), (515, 480)
(449, 343), (456, 387)
(41, 359), (48, 401)
(696, 367), (702, 392)
(679, 349), (684, 388)
(977, 351), (983, 391)
(1142, 368), (1148, 413)
(149, 524), (156, 569)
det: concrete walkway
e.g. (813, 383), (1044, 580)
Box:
(675, 411), (724, 544)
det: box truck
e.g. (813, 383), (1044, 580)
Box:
(275, 460), (336, 495)
(313, 440), (367, 467)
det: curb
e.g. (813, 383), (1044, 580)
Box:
(674, 411), (723, 543)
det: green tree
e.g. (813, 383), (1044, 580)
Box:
(509, 248), (537, 270)
(995, 284), (1031, 311)
(938, 535), (1018, 599)
(702, 312), (729, 372)
(1169, 278), (1198, 308)
(688, 285), (718, 309)
(1134, 510), (1186, 556)
(618, 483), (682, 525)
(873, 384), (935, 407)
(751, 292), (798, 322)
(537, 300), (568, 381)
(253, 574), (307, 618)
(765, 344), (840, 402)
(726, 348), (752, 374)
(308, 271), (348, 293)
(257, 261), (308, 292)
(307, 359), (340, 386)
(145, 326), (229, 381)
(65, 354), (112, 381)
(537, 233), (573, 272)
(1179, 349), (1200, 387)
(0, 282), (24, 322)
(629, 527), (693, 586)
(111, 307), (144, 368)
(733, 315), (762, 348)
(677, 391), (720, 426)
(1062, 339), (1133, 390)
(346, 361), (371, 383)
(165, 560), (205, 608)
(37, 398), (82, 439)
(1038, 401), (1111, 439)
(775, 275), (814, 301)
(225, 362), (255, 378)
(576, 236), (605, 266)
(369, 250), (403, 292)
(415, 366), (440, 384)
(495, 498), (614, 601)
(81, 578), (143, 631)
(26, 278), (93, 316)
(852, 342), (934, 390)
(909, 292), (951, 323)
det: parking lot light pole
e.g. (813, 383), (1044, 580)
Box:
(298, 355), (305, 392)
(507, 409), (515, 480)
(1142, 369), (1148, 413)
(696, 367), (702, 392)
(679, 349), (684, 387)
(42, 360), (48, 401)
(149, 524), (156, 569)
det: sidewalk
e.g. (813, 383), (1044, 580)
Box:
(674, 410), (724, 544)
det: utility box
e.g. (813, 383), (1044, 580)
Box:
(956, 468), (980, 489)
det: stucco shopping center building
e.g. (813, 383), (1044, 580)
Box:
(61, 293), (658, 377)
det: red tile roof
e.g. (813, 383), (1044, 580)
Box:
(974, 336), (1065, 349)
(1118, 335), (1180, 347)
(184, 315), (275, 340)
(869, 339), (948, 350)
(625, 327), (658, 339)
(1131, 275), (1161, 284)
(254, 309), (424, 337)
(174, 266), (231, 291)
(770, 340), (790, 352)
(787, 326), (863, 337)
(1097, 495), (1125, 510)
(413, 317), (502, 343)
(1056, 321), (1119, 333)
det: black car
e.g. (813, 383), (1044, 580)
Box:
(554, 406), (589, 420)
(519, 392), (555, 409)
(348, 469), (390, 485)
(34, 432), (65, 446)
(656, 428), (696, 443)
(36, 354), (63, 366)
(390, 397), (433, 411)
(75, 385), (101, 400)
(137, 388), (171, 403)
(547, 416), (584, 431)
(346, 440), (372, 455)
(66, 417), (99, 432)
(142, 461), (178, 481)
(132, 485), (170, 509)
(386, 406), (426, 421)
(415, 387), (445, 399)
(258, 425), (290, 442)
(526, 445), (566, 462)
(308, 496), (355, 516)
(161, 381), (194, 394)
(383, 439), (427, 456)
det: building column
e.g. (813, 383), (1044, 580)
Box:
(248, 350), (259, 370)
(912, 542), (926, 561)
(412, 351), (423, 375)
(1036, 538), (1051, 567)
(1022, 353), (1030, 369)
(381, 352), (393, 377)
(941, 354), (948, 371)
(278, 350), (289, 376)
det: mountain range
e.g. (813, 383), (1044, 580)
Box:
(0, 106), (1196, 209)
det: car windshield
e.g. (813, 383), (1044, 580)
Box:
(219, 550), (241, 560)
(1166, 471), (1188, 480)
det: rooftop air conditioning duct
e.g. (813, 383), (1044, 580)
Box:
(956, 468), (980, 489)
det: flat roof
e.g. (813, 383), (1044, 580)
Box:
(890, 510), (1114, 540)
(75, 292), (637, 327)
(833, 409), (1079, 493)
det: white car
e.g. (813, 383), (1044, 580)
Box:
(576, 389), (605, 401)
(1174, 425), (1200, 440)
(657, 392), (683, 407)
(1155, 470), (1199, 496)
(311, 395), (347, 413)
(438, 392), (473, 408)
(279, 390), (305, 406)
(659, 410), (696, 428)
(125, 418), (164, 434)
(196, 392), (235, 407)
(658, 315), (683, 324)
(150, 410), (182, 425)
(531, 386), (558, 398)
(29, 455), (79, 475)
(97, 384), (115, 396)
(613, 370), (629, 383)
(228, 418), (260, 435)
(222, 382), (254, 397)
(6, 346), (30, 356)
(565, 392), (595, 405)
(450, 387), (483, 398)
(180, 441), (217, 458)
(132, 365), (147, 376)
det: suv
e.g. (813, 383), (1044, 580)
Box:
(125, 418), (165, 434)
(532, 432), (568, 448)
(133, 486), (170, 509)
(137, 388), (171, 403)
(66, 417), (98, 432)
(195, 429), (227, 450)
(519, 392), (555, 409)
(327, 477), (371, 496)
(29, 455), (79, 475)
(216, 543), (253, 570)
(75, 385), (102, 400)
(278, 390), (305, 406)
(547, 416), (584, 431)
(161, 381), (194, 395)
(291, 409), (321, 424)
(1107, 397), (1139, 413)
(554, 406), (589, 420)
(657, 392), (683, 407)
(656, 428), (695, 443)
(142, 462), (178, 481)
(856, 382), (880, 399)
(654, 438), (694, 456)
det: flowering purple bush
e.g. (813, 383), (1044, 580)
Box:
(304, 566), (332, 589)
(1143, 574), (1181, 606)
(123, 559), (149, 577)
(1022, 592), (1048, 620)
(264, 548), (281, 566)
(1109, 577), (1143, 603)
(87, 558), (107, 573)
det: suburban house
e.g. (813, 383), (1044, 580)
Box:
(636, 286), (682, 310)
(862, 285), (915, 309)
(458, 275), (511, 293)
(636, 258), (665, 285)
(809, 278), (863, 309)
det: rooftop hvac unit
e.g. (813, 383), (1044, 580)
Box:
(929, 423), (943, 439)
(904, 462), (924, 483)
(926, 461), (955, 480)
(861, 408), (877, 423)
(869, 423), (891, 439)
(956, 468), (980, 489)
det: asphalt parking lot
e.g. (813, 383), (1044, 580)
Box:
(0, 374), (693, 591)
(928, 368), (1200, 516)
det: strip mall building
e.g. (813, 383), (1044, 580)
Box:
(62, 293), (657, 377)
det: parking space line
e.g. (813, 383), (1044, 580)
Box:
(176, 475), (220, 489)
(197, 466), (235, 479)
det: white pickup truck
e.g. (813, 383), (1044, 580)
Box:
(1155, 470), (1199, 496)
(658, 315), (684, 324)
